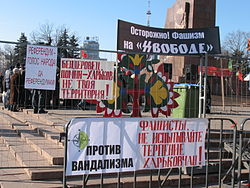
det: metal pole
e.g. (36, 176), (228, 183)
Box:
(178, 167), (182, 188)
(115, 60), (118, 111)
(237, 122), (244, 187)
(190, 166), (194, 188)
(82, 175), (87, 188)
(117, 172), (121, 188)
(100, 173), (104, 188)
(232, 124), (237, 188)
(218, 120), (223, 188)
(63, 121), (70, 188)
(198, 56), (203, 118)
(133, 170), (137, 188)
(203, 53), (208, 118)
(205, 120), (211, 188)
(149, 170), (153, 188)
(237, 118), (250, 187)
(157, 169), (161, 188)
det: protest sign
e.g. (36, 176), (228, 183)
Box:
(59, 58), (114, 100)
(66, 117), (208, 176)
(117, 19), (221, 55)
(25, 44), (57, 90)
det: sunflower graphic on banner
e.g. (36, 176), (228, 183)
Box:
(94, 54), (179, 117)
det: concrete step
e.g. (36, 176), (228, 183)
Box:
(1, 109), (64, 145)
(205, 148), (232, 159)
(0, 142), (63, 188)
(22, 109), (71, 132)
(0, 113), (64, 165)
(205, 138), (237, 148)
(15, 124), (64, 165)
(207, 129), (236, 139)
(0, 106), (243, 187)
(1, 134), (63, 180)
(0, 121), (63, 180)
(23, 109), (67, 132)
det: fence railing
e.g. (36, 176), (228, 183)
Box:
(1, 39), (250, 188)
(62, 118), (239, 188)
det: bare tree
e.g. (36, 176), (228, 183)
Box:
(30, 22), (74, 46)
(30, 22), (54, 44)
(222, 30), (250, 57)
(3, 44), (15, 68)
(53, 25), (69, 45)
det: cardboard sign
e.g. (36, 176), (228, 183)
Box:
(60, 58), (114, 100)
(25, 44), (57, 90)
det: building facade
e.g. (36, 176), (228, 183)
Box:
(160, 0), (216, 83)
(81, 37), (100, 60)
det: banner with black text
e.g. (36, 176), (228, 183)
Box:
(66, 117), (208, 176)
(25, 44), (57, 90)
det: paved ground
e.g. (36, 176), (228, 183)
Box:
(0, 100), (250, 188)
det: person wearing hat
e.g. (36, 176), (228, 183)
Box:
(9, 68), (20, 112)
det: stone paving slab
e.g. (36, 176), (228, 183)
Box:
(2, 111), (63, 140)
(26, 139), (61, 148)
(21, 134), (44, 140)
(21, 106), (250, 132)
(10, 147), (47, 163)
(2, 104), (250, 187)
(2, 110), (63, 146)
(27, 168), (63, 180)
(0, 142), (63, 188)
(13, 123), (64, 165)
(0, 127), (16, 135)
(1, 177), (62, 188)
(2, 135), (24, 143)
(10, 144), (37, 153)
(11, 121), (64, 165)
(0, 123), (63, 181)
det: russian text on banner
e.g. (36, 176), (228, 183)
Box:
(59, 58), (114, 100)
(65, 117), (208, 176)
(25, 44), (58, 90)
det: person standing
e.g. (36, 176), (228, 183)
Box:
(3, 67), (13, 109)
(0, 72), (3, 94)
(9, 68), (20, 112)
(32, 89), (47, 114)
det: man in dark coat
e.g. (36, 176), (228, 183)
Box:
(32, 89), (47, 114)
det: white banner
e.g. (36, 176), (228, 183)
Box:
(59, 58), (114, 100)
(66, 118), (208, 176)
(25, 44), (57, 90)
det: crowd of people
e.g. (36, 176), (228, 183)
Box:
(1, 64), (58, 113)
(1, 65), (27, 112)
(0, 64), (90, 113)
